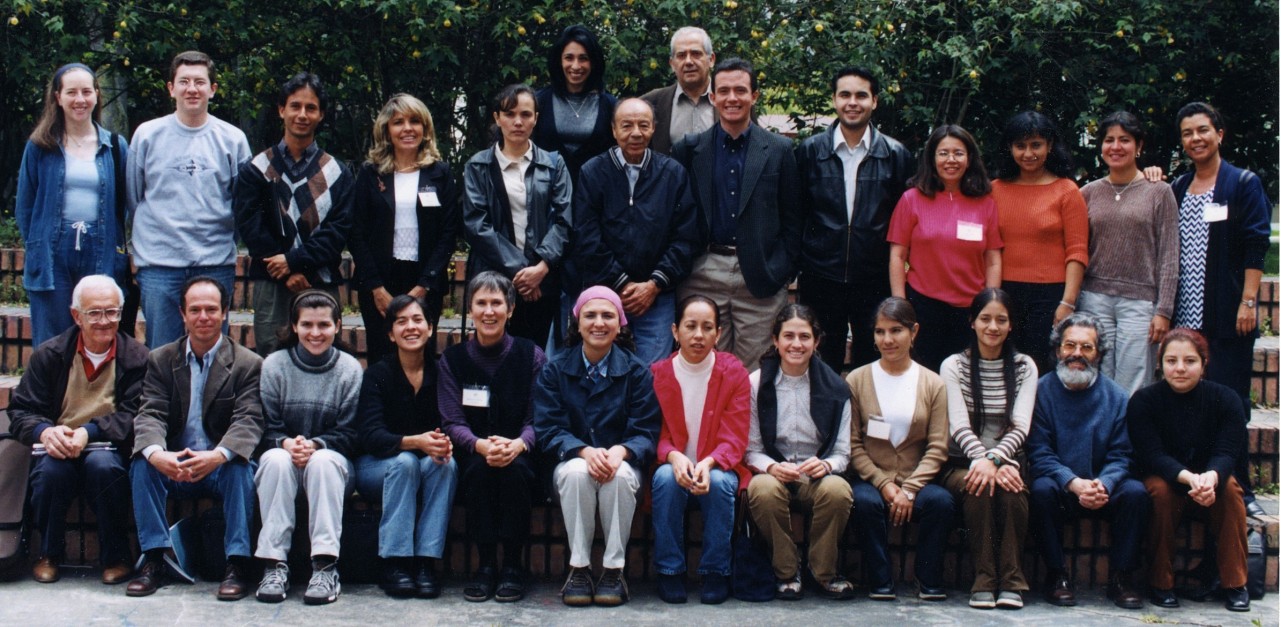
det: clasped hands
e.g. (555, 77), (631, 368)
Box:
(579, 445), (628, 483)
(474, 435), (526, 468)
(964, 457), (1024, 497)
(767, 456), (830, 484)
(38, 424), (89, 460)
(667, 452), (716, 496)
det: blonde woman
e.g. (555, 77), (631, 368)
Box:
(350, 94), (461, 363)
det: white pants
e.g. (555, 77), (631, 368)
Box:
(254, 447), (352, 561)
(1077, 290), (1157, 395)
(554, 458), (640, 569)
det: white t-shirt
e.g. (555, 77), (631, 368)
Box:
(871, 361), (919, 448)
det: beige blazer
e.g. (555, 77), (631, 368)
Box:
(846, 362), (949, 494)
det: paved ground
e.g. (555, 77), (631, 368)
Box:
(3, 573), (1275, 626)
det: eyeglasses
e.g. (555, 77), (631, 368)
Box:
(1060, 340), (1097, 355)
(935, 150), (967, 160)
(82, 308), (122, 323)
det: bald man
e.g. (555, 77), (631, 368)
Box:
(571, 98), (701, 364)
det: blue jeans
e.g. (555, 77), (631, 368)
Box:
(1029, 475), (1150, 573)
(353, 452), (457, 558)
(129, 456), (255, 558)
(851, 478), (954, 588)
(630, 290), (676, 365)
(651, 464), (738, 576)
(136, 265), (235, 348)
(30, 449), (130, 564)
(28, 220), (109, 347)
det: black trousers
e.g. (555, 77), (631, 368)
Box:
(797, 272), (890, 374)
(906, 285), (972, 373)
(358, 259), (444, 364)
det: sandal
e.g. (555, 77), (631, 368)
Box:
(463, 566), (497, 602)
(495, 567), (525, 603)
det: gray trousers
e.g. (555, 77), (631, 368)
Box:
(678, 252), (788, 372)
(254, 447), (352, 561)
(554, 458), (640, 569)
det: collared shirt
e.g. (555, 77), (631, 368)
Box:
(711, 125), (751, 245)
(275, 139), (320, 181)
(609, 146), (645, 199)
(670, 86), (714, 145)
(141, 336), (234, 462)
(582, 347), (613, 382)
(832, 127), (871, 222)
(76, 333), (117, 382)
(494, 145), (534, 249)
(745, 368), (851, 475)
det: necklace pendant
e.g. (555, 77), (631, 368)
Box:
(1114, 193), (1121, 201)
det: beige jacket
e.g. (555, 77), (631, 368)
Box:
(846, 362), (949, 494)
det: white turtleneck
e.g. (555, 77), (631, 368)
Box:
(673, 352), (716, 460)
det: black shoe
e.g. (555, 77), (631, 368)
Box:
(494, 567), (525, 603)
(381, 562), (416, 598)
(1224, 586), (1250, 612)
(1107, 572), (1143, 609)
(700, 573), (729, 605)
(775, 574), (803, 600)
(656, 573), (687, 604)
(868, 580), (896, 601)
(593, 568), (629, 606)
(916, 579), (946, 601)
(1150, 587), (1179, 608)
(463, 566), (496, 602)
(1043, 571), (1076, 607)
(415, 562), (441, 599)
(561, 567), (594, 607)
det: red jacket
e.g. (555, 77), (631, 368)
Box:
(651, 351), (752, 488)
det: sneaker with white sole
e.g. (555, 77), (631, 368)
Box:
(969, 591), (996, 609)
(304, 562), (341, 605)
(995, 590), (1023, 609)
(255, 561), (290, 603)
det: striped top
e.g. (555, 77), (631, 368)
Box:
(940, 352), (1037, 466)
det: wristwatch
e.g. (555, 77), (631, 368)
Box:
(984, 452), (1003, 467)
(903, 491), (916, 502)
(1242, 299), (1257, 309)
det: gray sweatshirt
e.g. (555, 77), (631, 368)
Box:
(126, 113), (251, 268)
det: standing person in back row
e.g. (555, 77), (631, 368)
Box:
(641, 26), (717, 155)
(127, 51), (251, 348)
(673, 58), (801, 371)
(235, 72), (353, 356)
(796, 67), (913, 373)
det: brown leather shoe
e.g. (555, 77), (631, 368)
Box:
(102, 561), (133, 585)
(126, 560), (166, 597)
(32, 557), (59, 583)
(1043, 571), (1076, 606)
(1107, 572), (1143, 609)
(216, 561), (250, 601)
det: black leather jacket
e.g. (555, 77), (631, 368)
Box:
(795, 124), (913, 284)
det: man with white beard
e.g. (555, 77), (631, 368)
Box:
(1025, 314), (1151, 610)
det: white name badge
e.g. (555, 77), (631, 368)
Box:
(866, 417), (892, 441)
(1203, 202), (1228, 223)
(956, 221), (984, 242)
(419, 191), (441, 207)
(462, 387), (490, 408)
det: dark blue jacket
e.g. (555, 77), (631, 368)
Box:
(1027, 372), (1132, 494)
(533, 345), (661, 469)
(1171, 159), (1271, 339)
(572, 148), (701, 293)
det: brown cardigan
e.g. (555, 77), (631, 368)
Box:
(846, 362), (949, 494)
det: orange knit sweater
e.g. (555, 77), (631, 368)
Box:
(993, 178), (1089, 283)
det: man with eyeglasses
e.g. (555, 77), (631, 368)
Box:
(9, 275), (150, 586)
(127, 50), (251, 348)
(641, 26), (717, 155)
(1025, 313), (1151, 610)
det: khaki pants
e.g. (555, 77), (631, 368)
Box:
(746, 474), (852, 584)
(940, 466), (1029, 593)
(1145, 475), (1248, 589)
(679, 252), (788, 372)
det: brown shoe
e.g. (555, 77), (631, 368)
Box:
(1107, 572), (1143, 609)
(126, 560), (166, 597)
(32, 557), (59, 583)
(217, 561), (250, 601)
(102, 561), (133, 585)
(1043, 571), (1076, 606)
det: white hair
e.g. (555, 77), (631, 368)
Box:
(670, 26), (713, 57)
(71, 275), (124, 311)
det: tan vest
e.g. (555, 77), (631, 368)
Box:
(58, 354), (116, 430)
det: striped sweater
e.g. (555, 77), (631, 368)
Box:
(940, 352), (1038, 466)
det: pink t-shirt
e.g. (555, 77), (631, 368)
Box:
(887, 188), (1003, 307)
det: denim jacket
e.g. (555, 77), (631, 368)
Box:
(15, 124), (129, 290)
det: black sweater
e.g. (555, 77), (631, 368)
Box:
(1126, 379), (1246, 490)
(358, 354), (441, 458)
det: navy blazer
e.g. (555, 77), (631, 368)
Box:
(533, 345), (661, 469)
(672, 123), (802, 298)
(1171, 160), (1271, 339)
